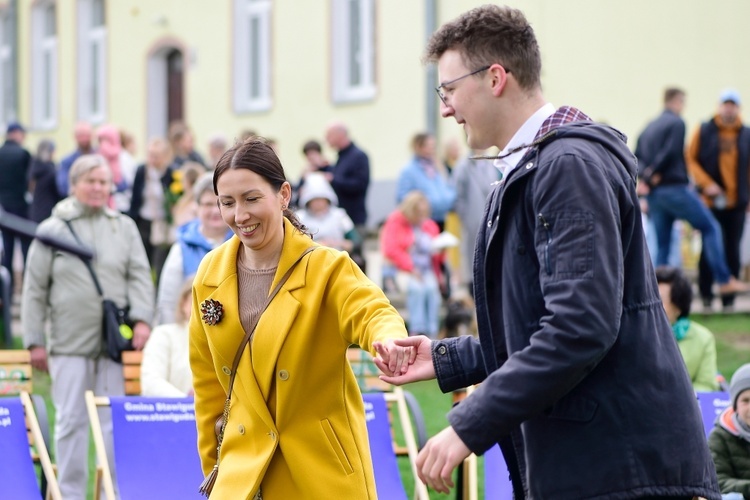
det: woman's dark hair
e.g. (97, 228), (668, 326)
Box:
(213, 136), (309, 236)
(654, 266), (693, 318)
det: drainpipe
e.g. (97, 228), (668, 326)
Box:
(425, 0), (437, 136)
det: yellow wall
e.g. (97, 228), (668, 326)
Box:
(13, 0), (750, 187)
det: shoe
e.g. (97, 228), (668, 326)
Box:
(717, 277), (750, 296)
(722, 304), (735, 314)
(701, 298), (713, 313)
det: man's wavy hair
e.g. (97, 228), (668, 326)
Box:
(424, 4), (542, 91)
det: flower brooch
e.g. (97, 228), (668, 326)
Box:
(200, 299), (224, 326)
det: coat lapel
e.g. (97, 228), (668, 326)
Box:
(198, 236), (276, 432)
(250, 219), (314, 400)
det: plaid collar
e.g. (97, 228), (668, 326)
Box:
(534, 106), (592, 140)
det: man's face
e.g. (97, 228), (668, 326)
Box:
(719, 101), (740, 124)
(437, 50), (494, 150)
(148, 143), (170, 170)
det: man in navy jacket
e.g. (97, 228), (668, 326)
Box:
(378, 5), (721, 500)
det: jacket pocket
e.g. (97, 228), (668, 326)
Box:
(535, 211), (594, 279)
(320, 419), (354, 475)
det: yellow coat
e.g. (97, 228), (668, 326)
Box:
(189, 219), (407, 499)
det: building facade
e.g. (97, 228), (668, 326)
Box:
(2, 0), (750, 226)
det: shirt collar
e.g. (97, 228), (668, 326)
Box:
(494, 103), (556, 178)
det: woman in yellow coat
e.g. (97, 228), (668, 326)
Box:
(189, 137), (411, 499)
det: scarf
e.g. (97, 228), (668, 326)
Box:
(672, 317), (690, 341)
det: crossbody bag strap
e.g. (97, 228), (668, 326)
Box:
(224, 245), (317, 398)
(64, 220), (104, 297)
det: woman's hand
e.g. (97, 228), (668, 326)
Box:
(373, 336), (436, 384)
(372, 338), (415, 377)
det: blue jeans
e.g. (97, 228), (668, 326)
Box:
(647, 185), (731, 283)
(406, 271), (441, 337)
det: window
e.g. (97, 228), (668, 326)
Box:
(31, 2), (58, 129)
(233, 0), (271, 113)
(77, 0), (106, 123)
(0, 7), (17, 128)
(331, 0), (375, 103)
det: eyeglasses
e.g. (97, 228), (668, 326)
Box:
(435, 65), (510, 106)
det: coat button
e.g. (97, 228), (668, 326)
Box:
(487, 220), (492, 228)
(222, 366), (231, 375)
(278, 370), (289, 381)
(525, 162), (534, 169)
(437, 345), (447, 355)
(238, 425), (245, 435)
(268, 431), (276, 440)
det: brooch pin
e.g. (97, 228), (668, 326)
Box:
(201, 299), (224, 326)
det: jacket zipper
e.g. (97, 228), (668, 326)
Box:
(537, 213), (552, 275)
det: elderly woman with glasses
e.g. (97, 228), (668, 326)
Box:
(22, 154), (154, 499)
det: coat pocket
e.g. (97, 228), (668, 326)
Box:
(544, 395), (598, 423)
(320, 419), (354, 475)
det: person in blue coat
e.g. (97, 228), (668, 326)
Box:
(379, 5), (720, 500)
(396, 132), (456, 230)
(156, 173), (231, 324)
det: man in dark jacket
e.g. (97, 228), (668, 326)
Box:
(377, 5), (721, 500)
(636, 88), (748, 297)
(0, 122), (32, 292)
(686, 89), (750, 311)
(325, 122), (370, 229)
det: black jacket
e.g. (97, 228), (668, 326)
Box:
(635, 109), (690, 186)
(127, 164), (174, 221)
(432, 121), (719, 499)
(0, 139), (32, 210)
(697, 119), (750, 209)
(331, 142), (369, 226)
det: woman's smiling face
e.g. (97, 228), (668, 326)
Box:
(216, 168), (290, 255)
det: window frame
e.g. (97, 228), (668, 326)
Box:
(0, 6), (18, 129)
(76, 0), (107, 124)
(331, 0), (376, 104)
(233, 0), (272, 114)
(31, 1), (58, 130)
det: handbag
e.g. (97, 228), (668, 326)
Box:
(64, 220), (134, 362)
(199, 246), (316, 498)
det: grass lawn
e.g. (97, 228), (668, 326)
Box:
(18, 312), (750, 499)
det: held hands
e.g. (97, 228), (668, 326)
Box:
(371, 339), (416, 378)
(373, 336), (436, 385)
(415, 426), (472, 494)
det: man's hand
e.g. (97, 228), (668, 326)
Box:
(703, 183), (723, 197)
(132, 321), (151, 350)
(374, 336), (435, 385)
(29, 346), (48, 372)
(371, 338), (415, 377)
(415, 426), (472, 494)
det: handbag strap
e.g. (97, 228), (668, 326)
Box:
(224, 246), (316, 399)
(64, 220), (104, 297)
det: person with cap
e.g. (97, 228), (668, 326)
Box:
(636, 88), (749, 298)
(687, 89), (750, 312)
(0, 121), (32, 294)
(708, 363), (750, 499)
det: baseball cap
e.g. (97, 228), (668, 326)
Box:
(719, 89), (742, 106)
(6, 121), (25, 134)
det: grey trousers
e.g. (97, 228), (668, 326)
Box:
(49, 354), (124, 500)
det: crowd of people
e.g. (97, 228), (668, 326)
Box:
(1, 4), (750, 499)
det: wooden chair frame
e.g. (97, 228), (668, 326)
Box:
(19, 391), (63, 500)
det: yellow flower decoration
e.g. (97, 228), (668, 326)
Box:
(170, 170), (184, 195)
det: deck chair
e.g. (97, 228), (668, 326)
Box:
(0, 350), (57, 498)
(0, 393), (62, 500)
(347, 347), (430, 500)
(121, 351), (143, 396)
(85, 391), (204, 500)
(696, 391), (730, 437)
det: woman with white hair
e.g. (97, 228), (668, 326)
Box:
(22, 154), (154, 499)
